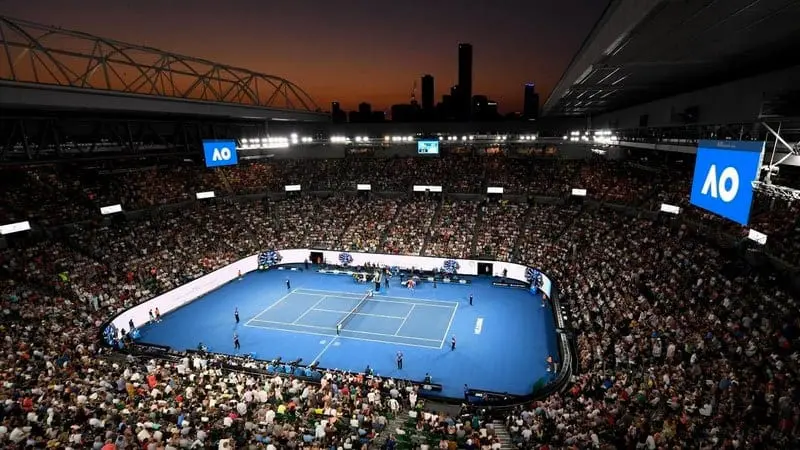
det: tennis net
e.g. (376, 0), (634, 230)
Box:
(336, 292), (371, 331)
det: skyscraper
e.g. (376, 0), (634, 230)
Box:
(358, 102), (372, 119)
(523, 83), (539, 119)
(421, 75), (435, 112)
(458, 43), (473, 120)
(331, 101), (346, 123)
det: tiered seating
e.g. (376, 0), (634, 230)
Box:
(425, 201), (479, 258)
(0, 156), (798, 447)
(338, 198), (398, 252)
(473, 201), (528, 261)
(381, 200), (437, 255)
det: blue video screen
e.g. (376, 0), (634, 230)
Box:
(689, 140), (764, 226)
(202, 140), (239, 168)
(418, 140), (439, 155)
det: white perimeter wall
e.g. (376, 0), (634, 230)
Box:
(111, 250), (549, 334)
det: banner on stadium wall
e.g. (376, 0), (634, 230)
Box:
(690, 140), (764, 226)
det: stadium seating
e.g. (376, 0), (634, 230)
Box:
(0, 155), (798, 448)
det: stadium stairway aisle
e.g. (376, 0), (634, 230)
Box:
(492, 420), (514, 449)
(378, 201), (403, 249)
(420, 200), (444, 256)
(373, 413), (408, 447)
(469, 204), (486, 256)
(510, 204), (532, 262)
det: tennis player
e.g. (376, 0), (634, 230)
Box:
(336, 323), (341, 335)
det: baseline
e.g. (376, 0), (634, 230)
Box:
(440, 302), (459, 349)
(245, 289), (298, 326)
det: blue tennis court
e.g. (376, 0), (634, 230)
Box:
(246, 288), (457, 350)
(136, 267), (558, 398)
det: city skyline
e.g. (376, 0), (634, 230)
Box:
(0, 0), (607, 112)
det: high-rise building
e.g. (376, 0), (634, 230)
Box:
(523, 83), (539, 119)
(458, 43), (473, 120)
(358, 102), (372, 119)
(421, 75), (435, 112)
(473, 95), (500, 120)
(331, 101), (346, 123)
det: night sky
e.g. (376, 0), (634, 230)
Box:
(0, 0), (606, 113)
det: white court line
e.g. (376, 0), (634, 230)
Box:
(311, 308), (407, 320)
(243, 322), (441, 349)
(308, 293), (453, 309)
(247, 319), (440, 342)
(296, 288), (458, 306)
(394, 304), (415, 336)
(245, 289), (298, 326)
(440, 302), (459, 349)
(292, 296), (328, 324)
(311, 336), (338, 365)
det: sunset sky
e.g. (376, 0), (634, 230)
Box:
(0, 0), (607, 113)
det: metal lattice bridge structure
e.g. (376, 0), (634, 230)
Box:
(0, 16), (321, 113)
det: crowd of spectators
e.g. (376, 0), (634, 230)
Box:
(381, 200), (437, 256)
(473, 202), (529, 262)
(338, 198), (399, 253)
(1, 155), (799, 448)
(505, 210), (799, 448)
(1, 156), (798, 267)
(425, 201), (480, 259)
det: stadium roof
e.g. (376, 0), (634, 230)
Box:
(0, 16), (326, 121)
(543, 0), (800, 117)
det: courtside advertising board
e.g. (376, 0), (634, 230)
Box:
(689, 140), (764, 226)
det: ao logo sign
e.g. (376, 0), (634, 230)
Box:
(700, 164), (739, 203)
(689, 140), (764, 226)
(202, 140), (239, 168)
(212, 147), (232, 161)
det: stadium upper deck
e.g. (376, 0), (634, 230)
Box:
(543, 0), (800, 117)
